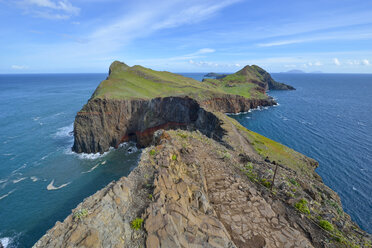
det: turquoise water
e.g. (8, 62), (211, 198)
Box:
(231, 73), (372, 234)
(0, 73), (371, 247)
(0, 74), (142, 247)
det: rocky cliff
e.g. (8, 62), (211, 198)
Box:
(36, 114), (371, 248)
(73, 61), (277, 154)
(35, 61), (371, 247)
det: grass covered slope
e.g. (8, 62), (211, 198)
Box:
(203, 64), (295, 93)
(90, 61), (291, 101)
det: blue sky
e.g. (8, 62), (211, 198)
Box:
(1, 0), (372, 73)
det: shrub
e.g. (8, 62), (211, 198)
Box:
(131, 218), (144, 230)
(260, 178), (271, 188)
(73, 208), (88, 220)
(172, 154), (177, 161)
(289, 178), (299, 186)
(149, 149), (156, 156)
(295, 199), (310, 214)
(319, 219), (334, 232)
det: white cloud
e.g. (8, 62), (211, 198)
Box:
(361, 59), (370, 66)
(196, 48), (215, 54)
(258, 39), (304, 47)
(19, 0), (80, 19)
(11, 65), (29, 70)
(333, 58), (341, 66)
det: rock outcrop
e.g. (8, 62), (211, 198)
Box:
(36, 118), (371, 247)
(35, 61), (371, 247)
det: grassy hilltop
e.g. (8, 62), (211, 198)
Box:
(91, 61), (293, 101)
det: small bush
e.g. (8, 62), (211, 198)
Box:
(289, 178), (299, 186)
(319, 219), (334, 232)
(148, 194), (153, 200)
(131, 218), (144, 230)
(172, 154), (177, 161)
(73, 208), (88, 220)
(260, 178), (271, 188)
(149, 149), (156, 156)
(223, 152), (231, 159)
(178, 133), (187, 139)
(295, 199), (310, 214)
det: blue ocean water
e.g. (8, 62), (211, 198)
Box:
(0, 74), (142, 248)
(231, 73), (372, 233)
(0, 73), (371, 247)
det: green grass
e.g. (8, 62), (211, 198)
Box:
(319, 219), (334, 232)
(90, 61), (270, 101)
(130, 218), (144, 230)
(295, 199), (310, 214)
(228, 117), (318, 176)
(149, 149), (156, 156)
(73, 208), (88, 220)
(172, 154), (177, 161)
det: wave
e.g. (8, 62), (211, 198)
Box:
(55, 123), (74, 138)
(0, 189), (15, 201)
(12, 177), (27, 184)
(81, 159), (109, 174)
(0, 237), (11, 248)
(30, 176), (39, 182)
(32, 117), (40, 121)
(47, 180), (71, 191)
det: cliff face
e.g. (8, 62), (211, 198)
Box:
(73, 61), (279, 154)
(73, 96), (275, 154)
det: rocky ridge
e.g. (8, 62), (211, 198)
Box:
(35, 114), (371, 247)
(35, 61), (371, 247)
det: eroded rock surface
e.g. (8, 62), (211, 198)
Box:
(34, 123), (371, 247)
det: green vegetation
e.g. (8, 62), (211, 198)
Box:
(260, 178), (271, 188)
(228, 116), (317, 177)
(172, 154), (177, 161)
(319, 219), (334, 232)
(131, 218), (144, 230)
(90, 61), (274, 101)
(73, 208), (88, 220)
(295, 199), (310, 214)
(148, 194), (153, 200)
(289, 178), (299, 186)
(326, 199), (343, 216)
(149, 149), (156, 156)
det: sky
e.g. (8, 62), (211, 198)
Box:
(0, 0), (372, 73)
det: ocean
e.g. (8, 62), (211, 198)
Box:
(0, 73), (371, 247)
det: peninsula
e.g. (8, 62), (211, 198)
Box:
(35, 61), (371, 248)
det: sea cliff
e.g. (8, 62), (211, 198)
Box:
(35, 62), (371, 248)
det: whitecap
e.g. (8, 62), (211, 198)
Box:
(101, 161), (107, 165)
(0, 190), (15, 201)
(66, 147), (114, 160)
(55, 123), (74, 138)
(32, 117), (40, 121)
(11, 164), (26, 174)
(127, 146), (138, 154)
(30, 176), (39, 182)
(245, 117), (251, 119)
(82, 163), (101, 174)
(47, 180), (71, 190)
(352, 186), (357, 191)
(0, 179), (7, 184)
(0, 237), (11, 247)
(2, 154), (13, 156)
(13, 177), (27, 184)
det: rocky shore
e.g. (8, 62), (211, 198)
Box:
(35, 62), (371, 247)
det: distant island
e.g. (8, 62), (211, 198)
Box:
(204, 72), (229, 79)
